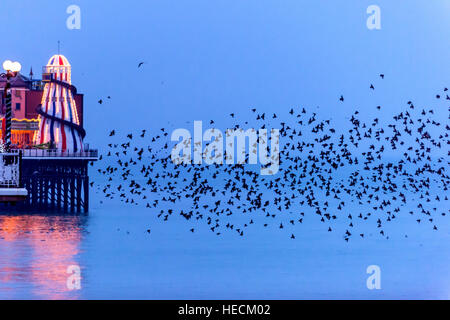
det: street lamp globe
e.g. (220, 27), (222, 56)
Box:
(2, 60), (13, 71)
(11, 62), (21, 73)
(3, 60), (21, 73)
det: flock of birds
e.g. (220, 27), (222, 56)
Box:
(93, 74), (449, 241)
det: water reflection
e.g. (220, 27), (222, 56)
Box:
(0, 214), (87, 299)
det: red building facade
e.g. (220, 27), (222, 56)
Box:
(0, 68), (83, 149)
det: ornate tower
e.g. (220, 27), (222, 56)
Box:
(34, 54), (84, 152)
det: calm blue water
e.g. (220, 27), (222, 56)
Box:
(0, 0), (448, 300)
(0, 192), (448, 300)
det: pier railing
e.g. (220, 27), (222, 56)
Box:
(8, 149), (98, 159)
(0, 152), (22, 188)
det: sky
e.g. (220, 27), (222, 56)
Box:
(1, 0), (449, 152)
(0, 0), (449, 299)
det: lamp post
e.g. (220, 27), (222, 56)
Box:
(1, 60), (21, 152)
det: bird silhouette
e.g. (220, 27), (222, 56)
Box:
(94, 76), (449, 242)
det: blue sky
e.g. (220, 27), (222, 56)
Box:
(1, 0), (449, 150)
(0, 1), (449, 299)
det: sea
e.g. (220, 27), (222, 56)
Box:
(0, 185), (448, 299)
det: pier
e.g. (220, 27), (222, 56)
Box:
(0, 54), (96, 214)
(0, 149), (97, 213)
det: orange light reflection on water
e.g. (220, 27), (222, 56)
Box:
(0, 215), (87, 299)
